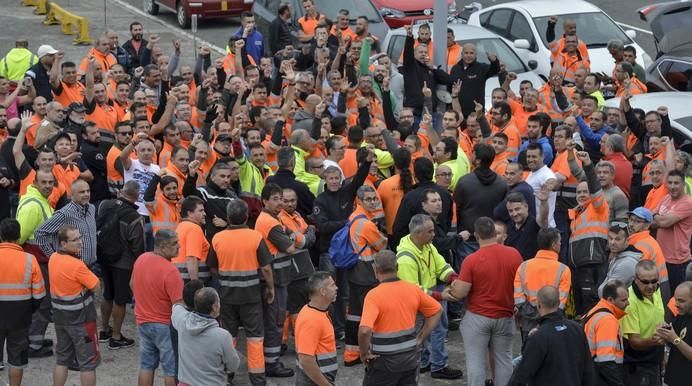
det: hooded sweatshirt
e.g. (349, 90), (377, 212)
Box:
(454, 166), (507, 235)
(172, 304), (239, 385)
(0, 48), (38, 81)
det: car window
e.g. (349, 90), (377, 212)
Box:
(485, 9), (513, 38)
(387, 35), (406, 61)
(313, 0), (381, 23)
(509, 13), (537, 52)
(663, 61), (692, 92)
(673, 116), (692, 145)
(533, 12), (631, 49)
(459, 38), (527, 74)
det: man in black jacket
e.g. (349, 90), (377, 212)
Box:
(80, 122), (110, 205)
(310, 148), (372, 339)
(268, 4), (295, 56)
(265, 147), (314, 219)
(401, 25), (451, 119)
(121, 22), (150, 72)
(183, 160), (239, 241)
(510, 286), (596, 386)
(391, 157), (453, 251)
(449, 44), (500, 118)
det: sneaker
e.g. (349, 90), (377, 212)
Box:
(448, 318), (461, 332)
(108, 335), (135, 350)
(28, 346), (53, 358)
(99, 328), (113, 343)
(431, 367), (464, 380)
(41, 338), (54, 348)
(420, 365), (430, 374)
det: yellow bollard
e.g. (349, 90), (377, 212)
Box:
(22, 0), (48, 15)
(42, 2), (93, 45)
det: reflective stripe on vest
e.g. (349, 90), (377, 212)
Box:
(151, 203), (177, 232)
(51, 292), (94, 311)
(17, 197), (49, 221)
(516, 261), (567, 306)
(174, 262), (211, 280)
(371, 328), (417, 355)
(316, 352), (338, 376)
(219, 269), (260, 288)
(0, 253), (43, 301)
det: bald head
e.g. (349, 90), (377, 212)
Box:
(537, 286), (560, 314)
(563, 19), (577, 35)
(71, 179), (91, 206)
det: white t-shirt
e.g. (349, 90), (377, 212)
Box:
(124, 159), (160, 216)
(526, 165), (557, 228)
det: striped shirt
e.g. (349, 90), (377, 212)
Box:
(34, 201), (97, 266)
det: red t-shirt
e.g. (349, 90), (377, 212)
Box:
(656, 195), (692, 264)
(132, 252), (184, 325)
(460, 244), (523, 319)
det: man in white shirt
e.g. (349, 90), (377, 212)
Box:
(119, 133), (161, 217)
(525, 143), (557, 227)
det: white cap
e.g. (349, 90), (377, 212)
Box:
(37, 45), (59, 58)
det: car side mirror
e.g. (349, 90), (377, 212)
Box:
(528, 60), (538, 70)
(625, 30), (637, 39)
(514, 39), (530, 50)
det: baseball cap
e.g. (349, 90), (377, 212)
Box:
(68, 102), (87, 113)
(37, 45), (59, 58)
(627, 207), (653, 223)
(216, 134), (232, 142)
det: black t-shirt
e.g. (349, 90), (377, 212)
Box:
(506, 216), (540, 260)
(665, 314), (692, 386)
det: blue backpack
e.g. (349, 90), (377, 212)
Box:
(328, 214), (368, 269)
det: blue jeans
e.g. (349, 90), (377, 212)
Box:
(421, 298), (448, 372)
(449, 240), (479, 318)
(138, 323), (175, 377)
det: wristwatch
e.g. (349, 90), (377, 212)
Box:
(673, 337), (682, 345)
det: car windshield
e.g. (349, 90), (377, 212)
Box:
(315, 0), (382, 23)
(533, 12), (631, 49)
(459, 38), (527, 73)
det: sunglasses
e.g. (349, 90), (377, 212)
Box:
(636, 277), (658, 286)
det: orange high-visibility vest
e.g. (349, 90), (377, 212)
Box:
(147, 191), (180, 235)
(514, 249), (572, 308)
(629, 231), (669, 284)
(584, 299), (625, 364)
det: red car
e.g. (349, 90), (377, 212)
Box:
(144, 0), (254, 29)
(373, 0), (454, 28)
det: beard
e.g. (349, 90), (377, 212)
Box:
(133, 33), (143, 41)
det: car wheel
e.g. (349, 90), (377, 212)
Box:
(144, 0), (159, 15)
(177, 3), (191, 29)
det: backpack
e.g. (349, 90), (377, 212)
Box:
(328, 214), (367, 269)
(96, 200), (125, 265)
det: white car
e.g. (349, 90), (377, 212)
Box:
(467, 0), (653, 80)
(383, 24), (545, 107)
(604, 92), (692, 148)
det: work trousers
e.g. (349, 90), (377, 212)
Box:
(572, 264), (606, 316)
(220, 296), (265, 386)
(344, 282), (375, 362)
(262, 285), (287, 369)
(29, 263), (51, 350)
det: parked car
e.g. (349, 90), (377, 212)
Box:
(144, 0), (253, 29)
(604, 92), (692, 149)
(383, 24), (544, 107)
(372, 0), (455, 28)
(637, 1), (692, 92)
(253, 0), (390, 45)
(467, 0), (652, 80)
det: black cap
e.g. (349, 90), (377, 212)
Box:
(68, 102), (87, 113)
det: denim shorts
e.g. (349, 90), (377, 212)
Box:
(138, 322), (175, 376)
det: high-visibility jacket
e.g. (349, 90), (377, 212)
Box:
(447, 44), (462, 72)
(615, 76), (647, 97)
(85, 100), (118, 133)
(644, 183), (668, 212)
(491, 151), (511, 177)
(52, 163), (81, 196)
(641, 150), (665, 187)
(237, 154), (271, 201)
(53, 81), (85, 107)
(514, 250), (572, 308)
(48, 251), (99, 325)
(490, 121), (522, 159)
(552, 50), (590, 84)
(172, 220), (210, 282)
(255, 211), (293, 287)
(549, 37), (590, 64)
(512, 105), (545, 139)
(211, 226), (269, 304)
(106, 145), (125, 195)
(16, 185), (54, 245)
(278, 209), (315, 282)
(537, 83), (569, 122)
(360, 278), (441, 356)
(294, 304), (338, 382)
(330, 25), (355, 41)
(377, 174), (404, 235)
(79, 48), (117, 74)
(346, 92), (384, 126)
(0, 243), (45, 328)
(396, 235), (454, 298)
(458, 129), (474, 160)
(278, 209), (308, 249)
(146, 191), (179, 234)
(19, 168), (67, 209)
(583, 299), (625, 364)
(629, 231), (669, 284)
(298, 13), (321, 38)
(222, 51), (256, 75)
(347, 206), (388, 286)
(0, 48), (37, 81)
(166, 162), (187, 197)
(551, 149), (581, 212)
(569, 181), (609, 267)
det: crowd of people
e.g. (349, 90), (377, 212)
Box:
(0, 0), (692, 385)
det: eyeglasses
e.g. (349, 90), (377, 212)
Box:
(636, 277), (658, 285)
(436, 172), (452, 178)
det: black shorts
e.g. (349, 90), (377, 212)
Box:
(287, 278), (309, 315)
(0, 327), (29, 367)
(102, 264), (132, 305)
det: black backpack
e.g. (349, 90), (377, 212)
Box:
(96, 200), (125, 265)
